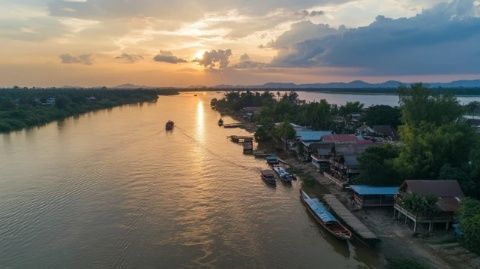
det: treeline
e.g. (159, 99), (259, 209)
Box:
(355, 86), (480, 197)
(211, 90), (402, 137)
(0, 89), (165, 133)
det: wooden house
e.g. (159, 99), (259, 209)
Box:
(393, 180), (465, 232)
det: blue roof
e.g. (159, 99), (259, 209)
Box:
(351, 185), (399, 196)
(296, 130), (332, 142)
(305, 198), (337, 223)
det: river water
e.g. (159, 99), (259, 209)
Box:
(3, 91), (477, 268)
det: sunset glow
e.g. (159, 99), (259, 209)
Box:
(1, 0), (480, 87)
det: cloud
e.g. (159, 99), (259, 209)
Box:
(271, 0), (480, 75)
(47, 0), (349, 21)
(115, 53), (143, 63)
(0, 17), (67, 41)
(195, 49), (232, 70)
(233, 54), (266, 69)
(59, 53), (94, 65)
(153, 51), (187, 64)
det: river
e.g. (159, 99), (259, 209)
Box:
(3, 91), (477, 268)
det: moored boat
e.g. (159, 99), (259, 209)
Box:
(266, 155), (280, 165)
(165, 120), (174, 130)
(272, 166), (292, 183)
(300, 190), (352, 240)
(218, 118), (224, 126)
(261, 170), (276, 186)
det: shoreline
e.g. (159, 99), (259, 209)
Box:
(218, 109), (474, 269)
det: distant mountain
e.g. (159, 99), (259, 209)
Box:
(213, 79), (480, 89)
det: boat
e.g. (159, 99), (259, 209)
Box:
(272, 166), (292, 183)
(261, 170), (276, 186)
(300, 190), (352, 240)
(266, 155), (280, 165)
(165, 120), (174, 130)
(218, 118), (224, 126)
(243, 140), (253, 154)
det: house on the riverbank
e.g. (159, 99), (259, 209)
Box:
(350, 185), (399, 208)
(294, 130), (333, 161)
(324, 140), (375, 188)
(311, 143), (334, 171)
(393, 180), (464, 233)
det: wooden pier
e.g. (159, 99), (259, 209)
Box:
(323, 194), (378, 243)
(223, 123), (244, 128)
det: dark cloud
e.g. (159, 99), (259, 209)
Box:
(271, 0), (480, 75)
(115, 53), (143, 63)
(233, 54), (266, 69)
(153, 51), (187, 64)
(195, 49), (232, 70)
(60, 53), (94, 65)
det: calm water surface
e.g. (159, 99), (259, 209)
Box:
(1, 92), (392, 268)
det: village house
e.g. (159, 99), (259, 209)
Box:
(311, 143), (334, 171)
(240, 107), (262, 121)
(349, 185), (399, 209)
(393, 180), (465, 233)
(294, 130), (333, 161)
(356, 124), (398, 141)
(322, 138), (375, 188)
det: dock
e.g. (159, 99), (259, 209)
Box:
(229, 135), (253, 143)
(223, 123), (243, 128)
(323, 194), (378, 243)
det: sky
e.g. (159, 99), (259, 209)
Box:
(0, 0), (480, 87)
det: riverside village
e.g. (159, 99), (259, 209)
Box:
(211, 85), (480, 269)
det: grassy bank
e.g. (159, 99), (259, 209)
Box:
(0, 89), (177, 133)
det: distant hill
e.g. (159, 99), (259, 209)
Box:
(213, 79), (480, 89)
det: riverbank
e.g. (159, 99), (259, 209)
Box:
(0, 89), (173, 133)
(285, 157), (479, 269)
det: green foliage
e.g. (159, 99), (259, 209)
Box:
(339, 101), (364, 117)
(396, 84), (478, 184)
(399, 84), (463, 127)
(354, 144), (402, 186)
(0, 89), (162, 133)
(273, 121), (296, 141)
(401, 193), (438, 217)
(386, 258), (429, 269)
(458, 199), (480, 254)
(362, 105), (401, 127)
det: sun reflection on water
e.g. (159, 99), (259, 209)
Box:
(196, 100), (205, 142)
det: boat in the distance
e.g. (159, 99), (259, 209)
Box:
(300, 190), (352, 240)
(165, 120), (175, 131)
(218, 118), (224, 126)
(272, 166), (292, 183)
(261, 170), (276, 186)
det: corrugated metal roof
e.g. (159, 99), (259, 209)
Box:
(351, 185), (399, 196)
(296, 130), (332, 142)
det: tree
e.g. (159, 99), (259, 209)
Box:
(401, 193), (438, 217)
(339, 101), (364, 117)
(458, 198), (480, 255)
(362, 105), (401, 127)
(395, 84), (476, 179)
(355, 144), (402, 186)
(274, 121), (296, 141)
(399, 84), (463, 128)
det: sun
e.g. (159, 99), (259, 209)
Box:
(194, 50), (205, 60)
